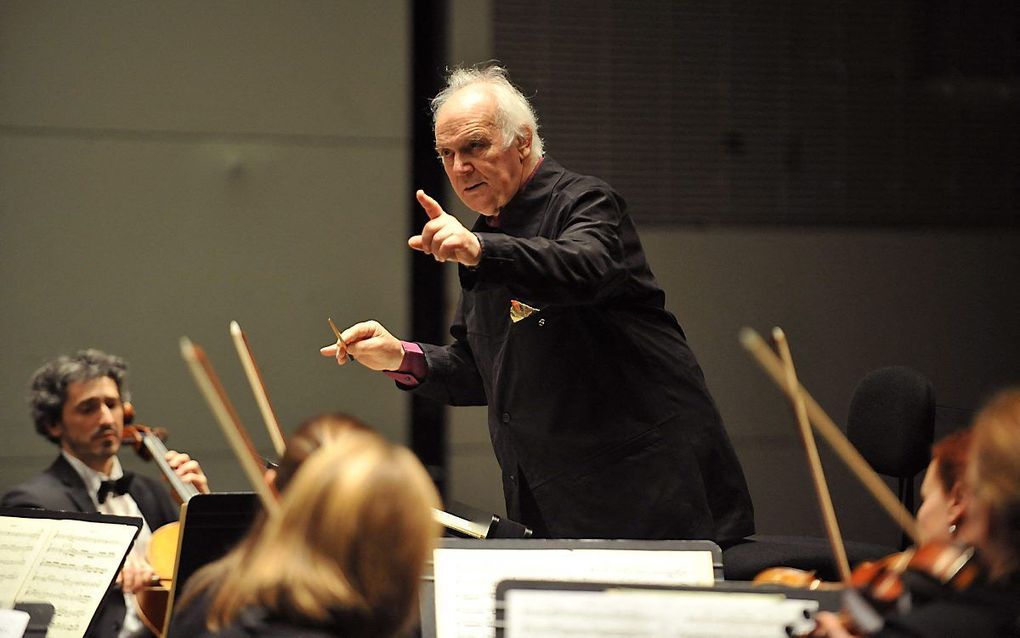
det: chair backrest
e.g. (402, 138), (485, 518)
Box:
(847, 366), (935, 480)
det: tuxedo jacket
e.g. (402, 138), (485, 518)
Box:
(2, 454), (180, 638)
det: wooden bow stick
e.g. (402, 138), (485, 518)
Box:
(772, 327), (852, 585)
(740, 327), (921, 544)
(180, 337), (280, 515)
(230, 321), (286, 458)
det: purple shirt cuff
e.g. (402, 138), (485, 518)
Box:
(383, 341), (426, 386)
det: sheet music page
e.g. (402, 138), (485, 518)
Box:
(433, 548), (714, 638)
(0, 515), (138, 638)
(0, 516), (50, 607)
(504, 589), (819, 638)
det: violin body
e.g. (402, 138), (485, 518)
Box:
(120, 415), (197, 637)
(752, 566), (842, 591)
(850, 542), (980, 613)
(133, 521), (181, 635)
(754, 542), (983, 636)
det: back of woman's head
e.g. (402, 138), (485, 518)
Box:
(967, 388), (1020, 571)
(212, 430), (441, 637)
(273, 412), (372, 493)
(176, 412), (376, 616)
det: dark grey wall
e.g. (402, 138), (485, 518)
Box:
(643, 227), (1020, 545)
(1, 1), (412, 491)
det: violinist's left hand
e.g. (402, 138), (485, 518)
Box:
(165, 450), (210, 494)
(810, 612), (862, 638)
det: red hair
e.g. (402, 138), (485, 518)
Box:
(931, 428), (972, 494)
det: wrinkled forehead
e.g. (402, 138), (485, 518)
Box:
(435, 87), (502, 140)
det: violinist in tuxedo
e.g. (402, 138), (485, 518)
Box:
(1, 349), (210, 638)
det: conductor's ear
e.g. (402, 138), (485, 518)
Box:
(517, 131), (533, 160)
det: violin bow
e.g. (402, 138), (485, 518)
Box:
(180, 337), (280, 515)
(229, 321), (286, 458)
(740, 327), (921, 545)
(772, 327), (852, 585)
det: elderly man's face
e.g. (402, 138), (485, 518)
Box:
(434, 87), (531, 216)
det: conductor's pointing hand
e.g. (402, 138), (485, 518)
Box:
(320, 320), (405, 371)
(408, 190), (481, 267)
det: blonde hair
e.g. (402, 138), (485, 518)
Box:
(176, 413), (375, 615)
(967, 388), (1020, 575)
(206, 431), (440, 636)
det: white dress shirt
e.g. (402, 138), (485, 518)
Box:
(62, 451), (153, 638)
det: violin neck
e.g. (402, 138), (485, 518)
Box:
(142, 431), (200, 502)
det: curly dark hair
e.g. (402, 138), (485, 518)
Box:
(29, 349), (130, 444)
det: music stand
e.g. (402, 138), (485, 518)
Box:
(0, 507), (142, 638)
(162, 493), (260, 636)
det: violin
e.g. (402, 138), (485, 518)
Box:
(752, 566), (842, 591)
(120, 407), (200, 635)
(849, 541), (981, 612)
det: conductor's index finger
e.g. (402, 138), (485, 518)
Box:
(416, 189), (444, 220)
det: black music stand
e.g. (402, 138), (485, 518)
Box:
(162, 492), (260, 637)
(12, 603), (54, 638)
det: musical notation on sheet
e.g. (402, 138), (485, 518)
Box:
(503, 589), (819, 638)
(433, 548), (715, 638)
(0, 515), (138, 638)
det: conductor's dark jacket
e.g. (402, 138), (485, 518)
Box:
(409, 156), (755, 543)
(2, 455), (179, 638)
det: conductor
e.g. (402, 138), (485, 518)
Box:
(322, 64), (754, 544)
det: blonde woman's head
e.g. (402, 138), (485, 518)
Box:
(211, 430), (441, 637)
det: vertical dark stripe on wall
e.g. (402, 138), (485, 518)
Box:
(411, 0), (448, 496)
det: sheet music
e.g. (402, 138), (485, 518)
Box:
(0, 515), (138, 638)
(0, 517), (50, 607)
(433, 548), (714, 638)
(504, 589), (818, 638)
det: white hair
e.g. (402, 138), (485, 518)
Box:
(431, 64), (545, 157)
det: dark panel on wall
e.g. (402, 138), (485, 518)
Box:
(412, 0), (449, 496)
(493, 0), (1019, 226)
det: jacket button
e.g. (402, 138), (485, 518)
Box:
(538, 318), (545, 326)
(501, 412), (511, 423)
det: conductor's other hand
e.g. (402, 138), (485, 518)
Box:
(408, 189), (481, 267)
(319, 320), (405, 371)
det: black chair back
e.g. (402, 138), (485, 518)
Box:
(847, 366), (935, 547)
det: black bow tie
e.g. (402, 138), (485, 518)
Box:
(97, 472), (134, 504)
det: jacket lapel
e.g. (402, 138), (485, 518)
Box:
(47, 455), (98, 514)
